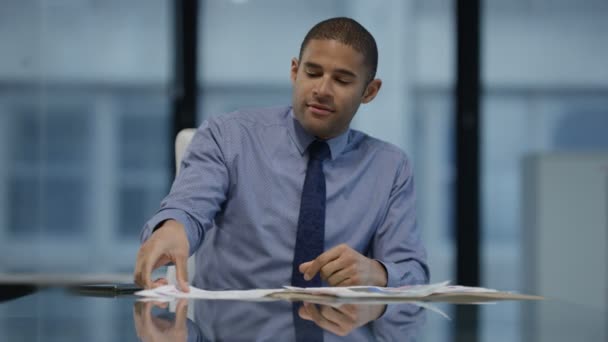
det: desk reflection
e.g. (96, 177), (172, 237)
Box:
(133, 299), (425, 341)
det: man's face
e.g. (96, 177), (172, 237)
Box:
(290, 39), (381, 140)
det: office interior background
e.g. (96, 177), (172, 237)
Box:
(0, 0), (607, 340)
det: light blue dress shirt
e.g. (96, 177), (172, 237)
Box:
(140, 106), (429, 289)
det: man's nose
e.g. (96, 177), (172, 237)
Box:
(313, 76), (332, 98)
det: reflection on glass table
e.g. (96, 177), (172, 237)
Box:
(133, 299), (425, 342)
(0, 287), (606, 341)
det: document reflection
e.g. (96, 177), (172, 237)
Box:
(133, 299), (425, 341)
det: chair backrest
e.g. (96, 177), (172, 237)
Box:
(167, 128), (197, 286)
(175, 128), (196, 174)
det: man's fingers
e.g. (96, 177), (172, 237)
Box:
(303, 246), (343, 281)
(175, 299), (188, 326)
(326, 267), (354, 287)
(152, 255), (172, 270)
(152, 277), (169, 288)
(134, 254), (145, 288)
(335, 304), (359, 322)
(150, 300), (169, 309)
(335, 276), (356, 287)
(319, 257), (350, 282)
(298, 261), (313, 274)
(135, 254), (155, 289)
(134, 220), (190, 290)
(133, 302), (147, 339)
(140, 258), (156, 289)
(174, 254), (190, 293)
(298, 305), (312, 320)
(138, 301), (156, 329)
(303, 303), (344, 336)
(319, 305), (356, 326)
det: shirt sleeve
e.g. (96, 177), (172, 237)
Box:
(139, 119), (230, 256)
(372, 155), (430, 287)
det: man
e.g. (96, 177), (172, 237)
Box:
(134, 17), (429, 292)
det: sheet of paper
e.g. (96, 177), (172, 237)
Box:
(136, 282), (453, 301)
(136, 285), (452, 320)
(136, 285), (280, 300)
(432, 285), (498, 294)
(135, 281), (542, 302)
(282, 281), (451, 298)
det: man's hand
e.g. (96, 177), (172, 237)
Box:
(133, 299), (189, 342)
(299, 244), (387, 287)
(134, 220), (190, 292)
(298, 302), (386, 336)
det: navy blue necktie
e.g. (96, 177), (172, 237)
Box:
(291, 140), (330, 287)
(291, 140), (330, 342)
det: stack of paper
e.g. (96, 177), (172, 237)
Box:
(135, 281), (543, 303)
(136, 286), (279, 301)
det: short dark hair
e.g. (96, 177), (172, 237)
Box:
(298, 17), (378, 82)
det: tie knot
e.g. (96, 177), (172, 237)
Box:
(308, 140), (330, 161)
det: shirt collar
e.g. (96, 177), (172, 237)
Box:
(286, 107), (349, 161)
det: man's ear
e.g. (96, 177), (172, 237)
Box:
(361, 79), (382, 104)
(290, 58), (299, 84)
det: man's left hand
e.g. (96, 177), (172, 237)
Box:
(299, 244), (388, 287)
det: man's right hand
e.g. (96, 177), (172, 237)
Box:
(134, 220), (190, 292)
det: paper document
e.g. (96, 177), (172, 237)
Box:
(135, 281), (543, 302)
(282, 281), (450, 298)
(136, 285), (278, 301)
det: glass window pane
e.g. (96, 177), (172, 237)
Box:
(0, 0), (171, 272)
(482, 1), (608, 339)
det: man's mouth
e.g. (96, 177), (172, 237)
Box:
(307, 103), (334, 116)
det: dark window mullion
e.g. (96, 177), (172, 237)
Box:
(171, 0), (199, 180)
(454, 0), (481, 341)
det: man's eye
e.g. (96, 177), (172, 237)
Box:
(336, 79), (351, 85)
(305, 71), (321, 77)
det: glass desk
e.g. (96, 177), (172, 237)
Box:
(0, 285), (605, 341)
